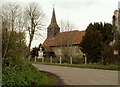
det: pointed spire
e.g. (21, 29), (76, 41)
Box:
(53, 4), (55, 8)
(47, 4), (60, 39)
(48, 4), (60, 29)
(50, 5), (57, 24)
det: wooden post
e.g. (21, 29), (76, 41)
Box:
(85, 56), (87, 65)
(35, 56), (37, 62)
(59, 57), (62, 64)
(50, 56), (52, 64)
(70, 56), (72, 65)
(102, 57), (103, 64)
(42, 57), (44, 63)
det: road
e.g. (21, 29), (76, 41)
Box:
(33, 64), (118, 85)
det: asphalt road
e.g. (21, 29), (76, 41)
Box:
(33, 64), (118, 85)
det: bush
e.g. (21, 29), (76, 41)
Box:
(52, 57), (60, 63)
(72, 57), (84, 64)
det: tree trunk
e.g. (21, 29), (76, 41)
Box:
(28, 37), (32, 51)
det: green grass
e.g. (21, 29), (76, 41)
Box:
(2, 62), (56, 86)
(33, 61), (119, 71)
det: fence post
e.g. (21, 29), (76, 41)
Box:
(70, 56), (72, 65)
(50, 56), (53, 64)
(60, 56), (62, 64)
(35, 56), (37, 62)
(85, 56), (87, 65)
(42, 57), (44, 63)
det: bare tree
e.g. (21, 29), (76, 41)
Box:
(57, 20), (75, 63)
(2, 3), (22, 60)
(60, 20), (74, 32)
(24, 2), (45, 51)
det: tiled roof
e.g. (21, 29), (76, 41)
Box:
(54, 30), (85, 46)
(42, 38), (55, 47)
(42, 30), (85, 52)
(42, 38), (55, 52)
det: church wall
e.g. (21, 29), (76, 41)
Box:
(52, 45), (84, 58)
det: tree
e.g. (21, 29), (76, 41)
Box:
(80, 22), (114, 63)
(100, 23), (114, 64)
(2, 3), (21, 59)
(24, 2), (45, 52)
(2, 3), (24, 58)
(118, 33), (120, 63)
(100, 23), (114, 45)
(31, 47), (40, 58)
(59, 32), (74, 63)
(57, 20), (75, 63)
(102, 44), (114, 65)
(80, 23), (103, 63)
(60, 20), (74, 32)
(112, 12), (120, 64)
(2, 3), (27, 68)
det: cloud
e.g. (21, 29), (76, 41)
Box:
(119, 1), (120, 8)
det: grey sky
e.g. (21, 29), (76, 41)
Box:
(1, 0), (119, 48)
(119, 1), (120, 8)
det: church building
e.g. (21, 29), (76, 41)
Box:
(42, 7), (85, 58)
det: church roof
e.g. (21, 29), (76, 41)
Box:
(43, 38), (55, 47)
(54, 30), (85, 45)
(42, 30), (85, 52)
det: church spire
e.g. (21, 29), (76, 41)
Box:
(47, 5), (60, 39)
(50, 5), (57, 24)
(48, 5), (59, 29)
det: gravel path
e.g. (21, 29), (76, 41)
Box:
(33, 64), (118, 85)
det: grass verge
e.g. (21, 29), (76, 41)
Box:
(33, 61), (119, 71)
(2, 62), (56, 86)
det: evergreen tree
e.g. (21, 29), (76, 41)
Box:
(80, 22), (114, 64)
(80, 23), (103, 63)
(31, 47), (40, 58)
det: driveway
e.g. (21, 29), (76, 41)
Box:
(33, 64), (118, 85)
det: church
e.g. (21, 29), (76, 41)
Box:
(42, 7), (85, 59)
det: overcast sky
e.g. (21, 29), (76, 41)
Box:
(1, 0), (120, 48)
